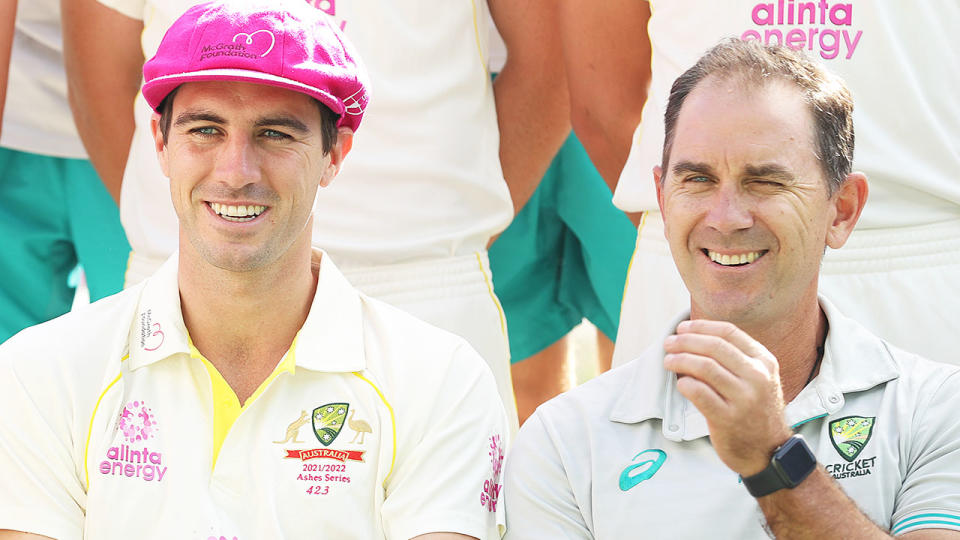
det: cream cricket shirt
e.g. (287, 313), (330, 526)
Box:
(503, 298), (960, 539)
(0, 251), (508, 540)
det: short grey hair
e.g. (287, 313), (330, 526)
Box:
(662, 39), (854, 194)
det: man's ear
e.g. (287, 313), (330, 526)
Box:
(151, 112), (171, 179)
(653, 165), (668, 238)
(654, 165), (665, 214)
(826, 171), (868, 249)
(319, 127), (354, 188)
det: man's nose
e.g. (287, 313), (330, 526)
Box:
(703, 185), (754, 233)
(215, 135), (261, 187)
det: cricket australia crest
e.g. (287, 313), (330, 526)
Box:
(312, 403), (349, 446)
(829, 416), (875, 462)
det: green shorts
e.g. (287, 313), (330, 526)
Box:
(489, 133), (636, 363)
(0, 146), (130, 342)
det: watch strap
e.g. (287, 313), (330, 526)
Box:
(742, 461), (787, 498)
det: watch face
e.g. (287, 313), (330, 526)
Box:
(777, 437), (817, 484)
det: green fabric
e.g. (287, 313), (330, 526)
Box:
(489, 133), (636, 363)
(0, 147), (130, 342)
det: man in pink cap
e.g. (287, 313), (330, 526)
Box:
(0, 2), (507, 538)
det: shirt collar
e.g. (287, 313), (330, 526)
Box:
(784, 296), (899, 427)
(608, 296), (901, 441)
(128, 249), (365, 373)
(609, 311), (701, 441)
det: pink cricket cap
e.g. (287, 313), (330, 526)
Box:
(142, 0), (369, 132)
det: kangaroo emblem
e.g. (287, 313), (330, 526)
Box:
(273, 410), (310, 444)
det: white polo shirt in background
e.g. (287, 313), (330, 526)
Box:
(503, 298), (960, 539)
(0, 251), (508, 540)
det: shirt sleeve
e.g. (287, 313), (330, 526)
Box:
(0, 332), (87, 540)
(890, 369), (960, 535)
(502, 410), (592, 540)
(95, 0), (146, 21)
(381, 343), (508, 540)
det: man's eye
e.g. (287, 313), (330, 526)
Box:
(190, 127), (219, 137)
(686, 175), (711, 183)
(752, 179), (783, 187)
(262, 129), (291, 140)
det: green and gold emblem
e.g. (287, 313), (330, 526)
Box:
(312, 403), (349, 446)
(829, 416), (875, 462)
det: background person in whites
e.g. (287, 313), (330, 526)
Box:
(485, 18), (637, 425)
(0, 0), (129, 344)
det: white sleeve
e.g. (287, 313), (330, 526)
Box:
(890, 370), (960, 535)
(381, 343), (508, 540)
(503, 411), (592, 540)
(95, 0), (146, 21)
(0, 333), (86, 540)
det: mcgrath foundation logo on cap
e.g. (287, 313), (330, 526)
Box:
(199, 28), (277, 62)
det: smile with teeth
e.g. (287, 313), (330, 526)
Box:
(705, 249), (766, 266)
(208, 202), (267, 222)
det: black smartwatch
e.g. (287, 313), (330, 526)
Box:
(741, 434), (817, 498)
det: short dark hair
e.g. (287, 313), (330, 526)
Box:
(662, 39), (854, 194)
(156, 87), (340, 154)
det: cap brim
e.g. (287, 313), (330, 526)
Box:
(142, 68), (346, 122)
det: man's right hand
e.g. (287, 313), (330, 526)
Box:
(662, 319), (794, 478)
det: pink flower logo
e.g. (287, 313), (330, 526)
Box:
(118, 400), (158, 443)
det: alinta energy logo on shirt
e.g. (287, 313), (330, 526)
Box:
(824, 416), (876, 480)
(739, 1), (863, 60)
(480, 434), (504, 512)
(99, 400), (168, 483)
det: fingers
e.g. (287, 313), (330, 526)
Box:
(677, 319), (774, 364)
(675, 374), (726, 418)
(663, 351), (740, 400)
(666, 319), (778, 379)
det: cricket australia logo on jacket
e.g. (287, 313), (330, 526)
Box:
(824, 416), (877, 479)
